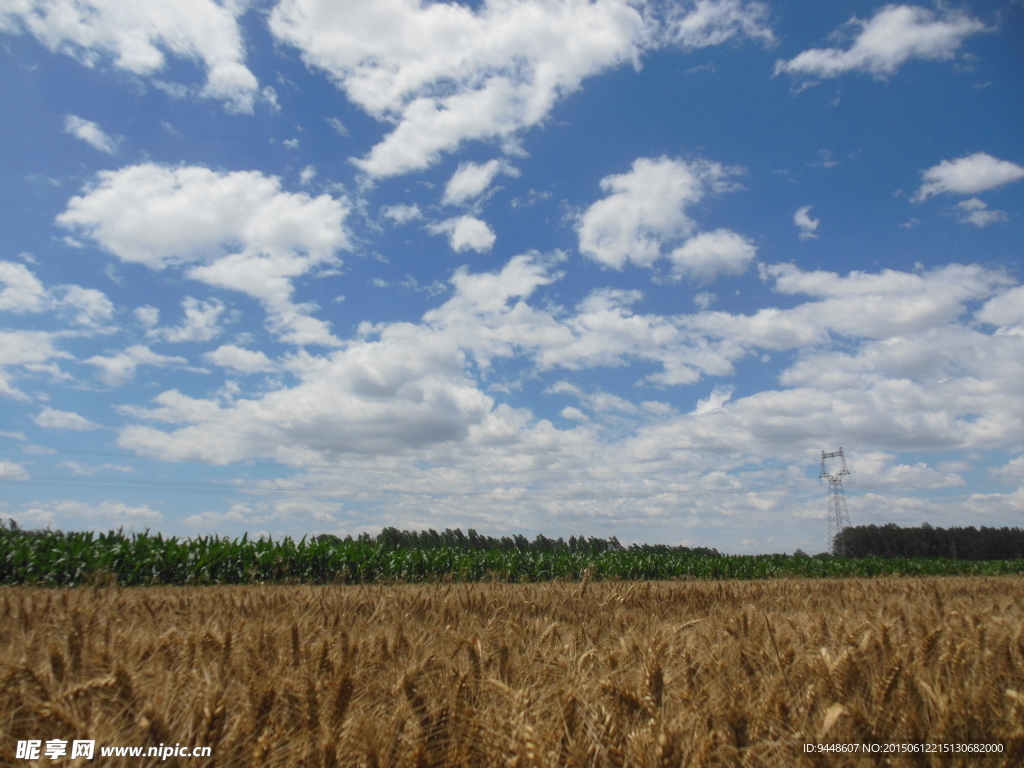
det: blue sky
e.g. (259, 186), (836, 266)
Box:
(1, 0), (1022, 553)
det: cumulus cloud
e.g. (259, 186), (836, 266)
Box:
(912, 153), (1024, 201)
(424, 256), (728, 385)
(0, 460), (29, 480)
(0, 330), (72, 399)
(183, 499), (345, 535)
(669, 229), (756, 280)
(148, 297), (225, 342)
(0, 0), (261, 112)
(35, 406), (99, 431)
(747, 262), (1010, 341)
(135, 305), (160, 329)
(668, 0), (773, 50)
(560, 406), (588, 421)
(547, 380), (640, 416)
(96, 251), (1024, 544)
(117, 330), (497, 463)
(0, 260), (47, 313)
(991, 456), (1024, 485)
(976, 286), (1024, 328)
(692, 384), (733, 415)
(204, 344), (276, 374)
(63, 115), (120, 153)
(428, 216), (497, 253)
(851, 452), (965, 489)
(0, 261), (114, 328)
(954, 198), (1006, 227)
(774, 5), (986, 80)
(793, 205), (819, 240)
(442, 159), (518, 205)
(57, 164), (352, 346)
(577, 156), (750, 276)
(84, 345), (189, 386)
(14, 500), (162, 530)
(381, 203), (423, 225)
(269, 0), (775, 178)
(51, 285), (115, 328)
(693, 291), (716, 310)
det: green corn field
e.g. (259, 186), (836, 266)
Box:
(4, 521), (1024, 586)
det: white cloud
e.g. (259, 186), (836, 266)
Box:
(851, 452), (965, 489)
(63, 114), (120, 153)
(59, 460), (134, 475)
(0, 259), (117, 327)
(51, 284), (115, 328)
(559, 406), (588, 421)
(117, 328), (498, 463)
(57, 164), (350, 270)
(204, 344), (276, 373)
(744, 262), (1009, 342)
(35, 406), (99, 430)
(148, 297), (225, 342)
(299, 165), (317, 185)
(428, 216), (497, 253)
(793, 204), (819, 240)
(135, 305), (160, 328)
(668, 0), (774, 50)
(630, 315), (1024, 462)
(976, 286), (1024, 328)
(954, 197), (1006, 227)
(912, 153), (1024, 201)
(442, 159), (517, 205)
(423, 256), (727, 386)
(269, 0), (774, 178)
(577, 156), (745, 271)
(669, 229), (756, 280)
(0, 0), (260, 112)
(57, 163), (351, 346)
(95, 252), (1024, 545)
(183, 498), (346, 534)
(774, 5), (986, 79)
(381, 203), (423, 225)
(0, 260), (47, 312)
(0, 330), (72, 399)
(692, 384), (733, 415)
(991, 455), (1024, 485)
(547, 379), (640, 415)
(0, 460), (29, 480)
(325, 117), (350, 137)
(84, 344), (189, 386)
(14, 500), (162, 530)
(693, 291), (716, 310)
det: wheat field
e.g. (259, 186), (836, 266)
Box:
(2, 577), (1023, 767)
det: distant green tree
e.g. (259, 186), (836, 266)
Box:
(834, 523), (1024, 560)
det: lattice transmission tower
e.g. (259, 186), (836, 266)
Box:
(820, 448), (851, 555)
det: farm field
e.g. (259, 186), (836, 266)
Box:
(2, 578), (1023, 767)
(4, 524), (1024, 585)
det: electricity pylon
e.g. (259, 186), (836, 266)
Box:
(820, 448), (851, 556)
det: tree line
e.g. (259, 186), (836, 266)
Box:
(317, 527), (721, 557)
(834, 523), (1024, 560)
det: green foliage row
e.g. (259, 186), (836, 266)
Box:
(338, 526), (721, 557)
(834, 522), (1024, 560)
(3, 520), (1024, 586)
